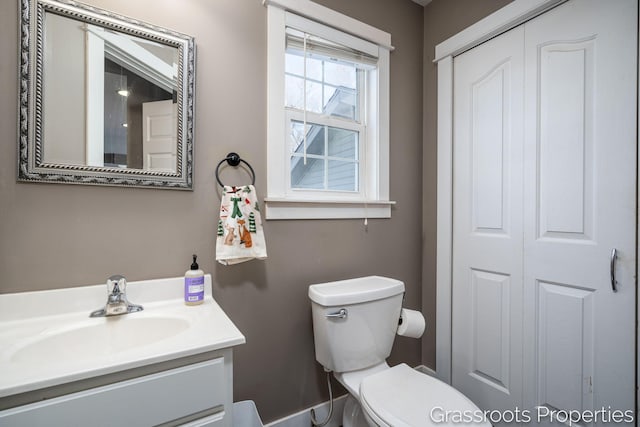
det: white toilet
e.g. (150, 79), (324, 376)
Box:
(309, 276), (490, 427)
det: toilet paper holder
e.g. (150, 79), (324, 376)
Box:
(396, 308), (426, 338)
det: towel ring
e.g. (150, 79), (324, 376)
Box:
(215, 152), (256, 187)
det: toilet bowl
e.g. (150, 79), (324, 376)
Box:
(309, 276), (489, 427)
(359, 363), (488, 426)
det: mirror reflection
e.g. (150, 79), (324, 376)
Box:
(19, 0), (194, 189)
(42, 12), (179, 172)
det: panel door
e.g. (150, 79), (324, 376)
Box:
(522, 0), (637, 423)
(452, 0), (637, 424)
(452, 25), (525, 415)
(142, 99), (177, 172)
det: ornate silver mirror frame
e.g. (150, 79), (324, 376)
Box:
(18, 0), (195, 189)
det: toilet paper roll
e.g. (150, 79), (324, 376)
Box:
(397, 308), (426, 339)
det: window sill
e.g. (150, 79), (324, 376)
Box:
(264, 198), (395, 220)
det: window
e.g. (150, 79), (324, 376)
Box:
(285, 29), (368, 193)
(265, 1), (394, 219)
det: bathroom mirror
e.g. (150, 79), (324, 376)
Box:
(18, 0), (195, 189)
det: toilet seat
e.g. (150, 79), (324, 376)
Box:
(359, 364), (489, 427)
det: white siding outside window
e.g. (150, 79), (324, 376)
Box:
(265, 0), (394, 219)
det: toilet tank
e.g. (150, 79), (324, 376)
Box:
(308, 276), (404, 373)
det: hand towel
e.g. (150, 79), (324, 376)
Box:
(216, 185), (267, 265)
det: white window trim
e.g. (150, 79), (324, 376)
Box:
(265, 0), (394, 220)
(262, 0), (393, 50)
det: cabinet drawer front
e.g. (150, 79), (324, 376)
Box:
(179, 411), (226, 427)
(0, 358), (227, 427)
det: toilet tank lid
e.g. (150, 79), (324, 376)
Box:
(308, 276), (404, 306)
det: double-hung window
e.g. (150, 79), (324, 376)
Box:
(285, 28), (369, 193)
(265, 1), (394, 219)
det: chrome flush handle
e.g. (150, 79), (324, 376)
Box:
(325, 309), (348, 319)
(610, 248), (618, 293)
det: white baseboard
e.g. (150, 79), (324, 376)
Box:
(265, 394), (348, 427)
(415, 364), (437, 377)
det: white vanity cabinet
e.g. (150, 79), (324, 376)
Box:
(0, 349), (234, 427)
(0, 349), (235, 427)
(0, 275), (246, 427)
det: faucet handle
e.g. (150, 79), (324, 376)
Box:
(107, 274), (127, 295)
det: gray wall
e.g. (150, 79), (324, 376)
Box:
(0, 0), (423, 423)
(43, 13), (86, 165)
(421, 0), (514, 370)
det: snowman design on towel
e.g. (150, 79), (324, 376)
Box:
(219, 186), (257, 248)
(216, 185), (266, 265)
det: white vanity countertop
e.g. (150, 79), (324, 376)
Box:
(0, 275), (245, 398)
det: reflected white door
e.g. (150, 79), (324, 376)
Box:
(142, 99), (177, 172)
(452, 0), (637, 423)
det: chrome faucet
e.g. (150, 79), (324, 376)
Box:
(89, 275), (144, 317)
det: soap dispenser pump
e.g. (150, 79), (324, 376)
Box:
(184, 254), (205, 305)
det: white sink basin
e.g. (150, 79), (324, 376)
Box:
(10, 316), (190, 364)
(0, 275), (246, 398)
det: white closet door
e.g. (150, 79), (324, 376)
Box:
(452, 25), (525, 414)
(522, 0), (637, 422)
(452, 0), (637, 422)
